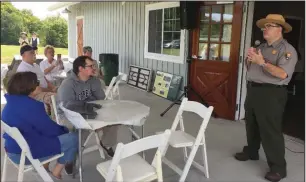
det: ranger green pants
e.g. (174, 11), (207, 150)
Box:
(245, 83), (287, 176)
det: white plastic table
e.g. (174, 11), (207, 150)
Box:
(77, 100), (150, 182)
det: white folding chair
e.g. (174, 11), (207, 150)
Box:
(104, 77), (117, 100)
(112, 74), (122, 100)
(59, 103), (105, 182)
(51, 95), (60, 125)
(1, 120), (64, 182)
(104, 75), (122, 100)
(160, 97), (214, 182)
(96, 130), (171, 182)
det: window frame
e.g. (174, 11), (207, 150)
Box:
(144, 2), (186, 64)
(197, 3), (234, 62)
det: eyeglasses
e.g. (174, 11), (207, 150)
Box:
(261, 24), (281, 31)
(84, 64), (96, 69)
(34, 80), (40, 86)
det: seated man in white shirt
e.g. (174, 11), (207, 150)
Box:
(40, 45), (64, 85)
(17, 45), (57, 93)
(16, 45), (57, 119)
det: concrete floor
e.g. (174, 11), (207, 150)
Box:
(1, 83), (304, 182)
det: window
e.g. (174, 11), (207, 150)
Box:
(145, 2), (186, 64)
(198, 3), (234, 62)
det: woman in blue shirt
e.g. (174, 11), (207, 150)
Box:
(2, 71), (78, 179)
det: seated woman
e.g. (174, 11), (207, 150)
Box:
(40, 45), (64, 86)
(1, 72), (78, 179)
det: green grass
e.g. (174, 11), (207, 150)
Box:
(162, 48), (180, 56)
(1, 45), (68, 64)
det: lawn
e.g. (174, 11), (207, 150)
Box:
(162, 48), (180, 56)
(1, 45), (68, 64)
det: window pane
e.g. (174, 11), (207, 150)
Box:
(200, 24), (209, 41)
(163, 32), (173, 43)
(210, 24), (221, 42)
(209, 44), (219, 60)
(162, 7), (181, 56)
(223, 5), (233, 23)
(176, 7), (180, 19)
(148, 10), (162, 54)
(175, 20), (180, 31)
(211, 6), (222, 23)
(220, 44), (231, 62)
(222, 24), (232, 42)
(198, 43), (208, 60)
(164, 20), (171, 31)
(200, 6), (210, 22)
(199, 7), (210, 42)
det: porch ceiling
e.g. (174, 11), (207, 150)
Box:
(47, 2), (80, 11)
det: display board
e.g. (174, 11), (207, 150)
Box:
(127, 65), (152, 91)
(152, 71), (182, 101)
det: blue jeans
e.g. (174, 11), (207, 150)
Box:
(7, 132), (78, 165)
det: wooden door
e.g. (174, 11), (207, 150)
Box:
(77, 18), (84, 56)
(189, 2), (243, 120)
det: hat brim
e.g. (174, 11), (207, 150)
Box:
(256, 18), (292, 33)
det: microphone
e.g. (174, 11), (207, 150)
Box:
(245, 40), (261, 69)
(254, 40), (261, 48)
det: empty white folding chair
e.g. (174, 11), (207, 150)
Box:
(51, 95), (60, 125)
(96, 130), (171, 182)
(160, 97), (214, 182)
(1, 120), (64, 182)
(59, 103), (106, 182)
(112, 74), (122, 100)
(104, 75), (122, 100)
(104, 77), (117, 100)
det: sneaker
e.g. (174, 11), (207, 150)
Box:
(64, 163), (74, 175)
(100, 141), (114, 157)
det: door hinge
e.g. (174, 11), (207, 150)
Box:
(239, 55), (242, 63)
(236, 104), (239, 111)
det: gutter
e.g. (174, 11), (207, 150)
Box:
(47, 2), (80, 11)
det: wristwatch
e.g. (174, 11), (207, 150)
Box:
(260, 59), (268, 67)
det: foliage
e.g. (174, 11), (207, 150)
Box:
(1, 2), (24, 45)
(42, 16), (68, 48)
(1, 2), (68, 48)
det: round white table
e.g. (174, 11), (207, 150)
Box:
(87, 100), (150, 127)
(77, 100), (150, 182)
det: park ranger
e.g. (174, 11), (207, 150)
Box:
(234, 14), (298, 182)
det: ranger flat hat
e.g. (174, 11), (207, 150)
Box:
(256, 14), (292, 33)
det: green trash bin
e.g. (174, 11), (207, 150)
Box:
(99, 53), (119, 86)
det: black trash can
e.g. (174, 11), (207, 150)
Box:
(99, 53), (119, 86)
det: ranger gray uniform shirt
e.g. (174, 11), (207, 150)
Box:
(247, 38), (298, 85)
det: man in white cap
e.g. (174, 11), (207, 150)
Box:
(234, 14), (298, 182)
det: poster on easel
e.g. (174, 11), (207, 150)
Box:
(152, 71), (182, 101)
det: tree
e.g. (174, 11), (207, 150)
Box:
(42, 15), (68, 48)
(1, 2), (67, 48)
(1, 2), (24, 45)
(21, 9), (42, 35)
